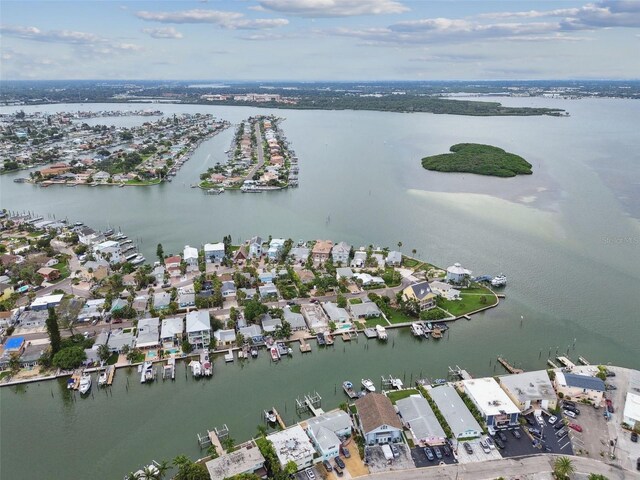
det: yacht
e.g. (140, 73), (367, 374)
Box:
(98, 370), (108, 386)
(190, 360), (202, 378)
(375, 324), (388, 341)
(79, 374), (92, 395)
(270, 346), (280, 362)
(250, 346), (258, 358)
(140, 361), (154, 383)
(410, 323), (424, 337)
(361, 378), (376, 393)
(131, 254), (146, 265)
(201, 353), (213, 377)
(265, 409), (277, 424)
(491, 274), (507, 287)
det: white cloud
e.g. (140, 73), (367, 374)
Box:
(135, 9), (289, 29)
(258, 0), (409, 17)
(142, 27), (184, 39)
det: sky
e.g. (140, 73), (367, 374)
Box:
(1, 0), (639, 81)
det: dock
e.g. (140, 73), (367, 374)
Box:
(496, 293), (506, 299)
(463, 315), (472, 320)
(224, 349), (234, 363)
(497, 356), (524, 374)
(341, 332), (351, 342)
(272, 407), (286, 430)
(295, 392), (324, 417)
(68, 369), (82, 390)
(382, 375), (404, 390)
(325, 334), (334, 346)
(163, 358), (175, 380)
(556, 356), (576, 369)
(363, 328), (378, 339)
(299, 339), (311, 353)
(342, 381), (359, 399)
(105, 365), (116, 385)
(578, 356), (590, 365)
(547, 359), (559, 369)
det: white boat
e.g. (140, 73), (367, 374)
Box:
(140, 361), (154, 383)
(375, 324), (388, 341)
(410, 323), (424, 337)
(265, 409), (277, 424)
(79, 374), (92, 395)
(201, 352), (213, 377)
(131, 255), (145, 265)
(98, 370), (108, 386)
(190, 360), (202, 377)
(362, 378), (376, 393)
(491, 274), (507, 287)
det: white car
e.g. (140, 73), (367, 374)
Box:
(563, 409), (576, 418)
(305, 468), (316, 480)
(479, 440), (491, 454)
(548, 415), (558, 425)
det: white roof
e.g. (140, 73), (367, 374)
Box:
(396, 395), (446, 441)
(136, 317), (160, 348)
(186, 310), (210, 333)
(161, 317), (183, 339)
(267, 425), (315, 466)
(447, 262), (469, 275)
(430, 385), (482, 438)
(183, 245), (198, 260)
(306, 409), (352, 436)
(30, 294), (64, 308)
(499, 370), (556, 403)
(463, 377), (520, 416)
(204, 242), (225, 252)
(205, 441), (265, 479)
(623, 392), (640, 423)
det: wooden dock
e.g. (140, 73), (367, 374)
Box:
(299, 339), (311, 353)
(556, 356), (576, 369)
(547, 359), (559, 369)
(497, 356), (524, 374)
(342, 332), (351, 341)
(463, 315), (472, 320)
(272, 407), (286, 430)
(207, 430), (224, 454)
(105, 365), (116, 385)
(578, 356), (590, 365)
(69, 370), (82, 390)
(363, 328), (378, 339)
(325, 334), (334, 346)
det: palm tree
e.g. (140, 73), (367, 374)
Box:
(124, 473), (138, 480)
(172, 455), (190, 469)
(553, 456), (575, 479)
(154, 460), (170, 480)
(140, 465), (157, 480)
(256, 424), (268, 437)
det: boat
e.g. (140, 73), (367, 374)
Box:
(343, 381), (358, 399)
(410, 323), (424, 337)
(78, 374), (92, 395)
(163, 357), (175, 380)
(250, 346), (258, 358)
(276, 341), (289, 357)
(224, 349), (234, 363)
(104, 228), (114, 236)
(270, 346), (280, 362)
(98, 370), (108, 386)
(491, 274), (507, 287)
(265, 409), (277, 424)
(201, 352), (213, 376)
(190, 360), (202, 377)
(431, 327), (443, 339)
(141, 361), (155, 383)
(316, 332), (326, 346)
(74, 221), (83, 227)
(375, 325), (388, 341)
(362, 378), (376, 393)
(131, 255), (145, 265)
(66, 378), (75, 389)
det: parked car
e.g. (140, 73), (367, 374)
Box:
(536, 416), (545, 427)
(606, 384), (617, 390)
(334, 465), (343, 477)
(479, 441), (491, 454)
(512, 429), (522, 439)
(341, 445), (351, 458)
(563, 400), (576, 409)
(605, 370), (616, 377)
(434, 447), (443, 460)
(568, 423), (583, 432)
(547, 415), (558, 425)
(555, 421), (566, 430)
(637, 457), (640, 471)
(323, 460), (333, 472)
(494, 437), (505, 449)
(563, 410), (577, 419)
(565, 405), (580, 415)
(424, 447), (435, 461)
(631, 432), (638, 443)
(443, 445), (451, 456)
(556, 428), (567, 438)
(305, 468), (316, 480)
(606, 399), (614, 413)
(463, 442), (473, 454)
(528, 427), (541, 436)
(498, 431), (508, 442)
(389, 444), (399, 458)
(335, 456), (345, 469)
(485, 436), (495, 449)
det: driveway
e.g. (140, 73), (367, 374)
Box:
(364, 445), (414, 474)
(453, 437), (502, 464)
(410, 445), (457, 468)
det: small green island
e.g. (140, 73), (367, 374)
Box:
(421, 143), (533, 177)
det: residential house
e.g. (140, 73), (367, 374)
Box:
(289, 246), (310, 263)
(106, 329), (135, 353)
(554, 372), (605, 404)
(183, 246), (199, 267)
(430, 385), (482, 439)
(233, 246), (248, 263)
(258, 270), (275, 284)
(30, 294), (63, 311)
(0, 282), (14, 302)
(122, 274), (136, 288)
(248, 236), (263, 258)
(306, 410), (353, 461)
(164, 255), (182, 278)
(623, 392), (640, 430)
(214, 328), (236, 347)
(15, 310), (48, 330)
(462, 378), (520, 432)
(160, 316), (183, 348)
(186, 310), (211, 349)
(238, 324), (263, 343)
(353, 272), (385, 287)
(499, 370), (558, 412)
(283, 306), (307, 331)
(81, 260), (110, 282)
(268, 238), (286, 260)
(153, 292), (171, 310)
(239, 287), (257, 300)
(93, 240), (122, 265)
(77, 299), (105, 323)
(260, 314), (282, 334)
(266, 425), (315, 470)
(386, 251), (402, 266)
(221, 281), (236, 298)
(331, 242), (351, 265)
(78, 227), (100, 245)
(350, 250), (367, 268)
(430, 281), (461, 301)
(336, 267), (354, 280)
(136, 317), (160, 349)
(312, 240), (334, 262)
(258, 283), (278, 300)
(396, 395), (446, 446)
(349, 300), (382, 319)
(402, 282), (437, 310)
(178, 287), (196, 308)
(355, 393), (403, 445)
(297, 270), (315, 285)
(204, 242), (225, 263)
(36, 267), (59, 283)
(110, 298), (128, 315)
(205, 440), (266, 480)
(446, 262), (471, 284)
(322, 302), (350, 323)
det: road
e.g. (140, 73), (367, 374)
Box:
(360, 454), (640, 480)
(244, 121), (265, 181)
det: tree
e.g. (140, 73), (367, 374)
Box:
(46, 307), (62, 355)
(156, 243), (164, 262)
(553, 456), (575, 480)
(154, 460), (170, 480)
(181, 339), (193, 354)
(587, 475), (609, 480)
(97, 344), (111, 364)
(174, 462), (209, 480)
(52, 346), (86, 369)
(8, 353), (21, 375)
(336, 294), (347, 308)
(256, 424), (268, 437)
(243, 298), (268, 323)
(172, 455), (191, 469)
(221, 435), (236, 452)
(328, 321), (337, 333)
(283, 461), (297, 476)
(274, 320), (292, 340)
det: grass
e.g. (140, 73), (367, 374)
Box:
(125, 178), (162, 186)
(386, 388), (419, 404)
(386, 308), (417, 325)
(0, 371), (12, 381)
(107, 352), (119, 365)
(53, 260), (71, 280)
(364, 317), (388, 328)
(348, 297), (362, 305)
(402, 258), (419, 268)
(422, 143), (532, 177)
(436, 283), (497, 317)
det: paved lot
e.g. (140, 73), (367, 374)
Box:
(516, 416), (574, 457)
(454, 437), (502, 464)
(410, 445), (457, 468)
(605, 366), (640, 472)
(560, 401), (610, 459)
(364, 444), (414, 474)
(295, 465), (322, 480)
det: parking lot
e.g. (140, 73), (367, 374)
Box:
(454, 437), (502, 464)
(295, 465), (322, 480)
(500, 419), (573, 458)
(364, 444), (415, 473)
(410, 445), (457, 468)
(562, 402), (609, 459)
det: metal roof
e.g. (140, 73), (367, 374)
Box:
(396, 395), (446, 442)
(430, 385), (482, 438)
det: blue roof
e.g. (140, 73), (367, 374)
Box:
(563, 373), (605, 392)
(5, 336), (25, 350)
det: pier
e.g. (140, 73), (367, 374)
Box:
(556, 356), (576, 369)
(295, 392), (324, 417)
(105, 365), (116, 385)
(547, 359), (559, 369)
(497, 356), (524, 374)
(272, 407), (286, 430)
(363, 328), (378, 339)
(381, 375), (404, 391)
(448, 365), (473, 381)
(578, 356), (590, 365)
(299, 339), (311, 353)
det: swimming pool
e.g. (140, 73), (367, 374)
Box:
(146, 350), (158, 359)
(165, 348), (179, 355)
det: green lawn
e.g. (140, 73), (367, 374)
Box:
(386, 388), (419, 404)
(53, 260), (71, 280)
(402, 258), (419, 268)
(386, 308), (417, 325)
(107, 352), (119, 365)
(348, 297), (362, 305)
(125, 178), (162, 186)
(0, 371), (12, 381)
(365, 317), (388, 327)
(438, 285), (497, 316)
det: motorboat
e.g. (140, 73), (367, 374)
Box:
(140, 361), (154, 383)
(201, 352), (213, 377)
(270, 346), (280, 362)
(79, 374), (92, 395)
(375, 325), (388, 341)
(265, 409), (277, 424)
(362, 379), (376, 392)
(410, 323), (424, 337)
(98, 370), (108, 386)
(250, 346), (258, 358)
(491, 274), (507, 287)
(190, 360), (202, 377)
(131, 255), (145, 265)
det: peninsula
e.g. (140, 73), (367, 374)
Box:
(421, 143), (533, 177)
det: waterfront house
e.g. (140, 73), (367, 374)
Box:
(186, 310), (212, 350)
(554, 372), (605, 404)
(37, 267), (60, 282)
(462, 378), (520, 432)
(248, 236), (263, 258)
(205, 440), (266, 480)
(30, 293), (63, 311)
(233, 245), (248, 262)
(402, 282), (437, 310)
(446, 262), (471, 284)
(183, 245), (199, 267)
(396, 395), (446, 446)
(106, 329), (135, 353)
(214, 328), (236, 347)
(355, 393), (403, 445)
(268, 238), (286, 260)
(499, 370), (557, 412)
(336, 267), (354, 280)
(78, 227), (100, 246)
(430, 385), (483, 439)
(153, 292), (171, 310)
(260, 314), (282, 334)
(258, 283), (278, 300)
(136, 317), (160, 349)
(623, 392), (640, 430)
(238, 324), (263, 343)
(350, 250), (367, 268)
(221, 281), (237, 298)
(164, 255), (182, 278)
(430, 281), (461, 301)
(19, 343), (46, 368)
(312, 240), (334, 263)
(283, 306), (307, 331)
(289, 246), (310, 263)
(204, 242), (226, 263)
(331, 242), (351, 265)
(349, 300), (382, 319)
(306, 410), (353, 461)
(322, 302), (350, 323)
(160, 316), (184, 348)
(353, 272), (385, 287)
(267, 425), (315, 471)
(386, 251), (402, 266)
(93, 240), (122, 265)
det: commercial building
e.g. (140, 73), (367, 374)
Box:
(266, 425), (315, 471)
(554, 372), (606, 404)
(205, 440), (266, 480)
(30, 293), (64, 311)
(499, 370), (558, 412)
(430, 385), (483, 439)
(462, 378), (520, 432)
